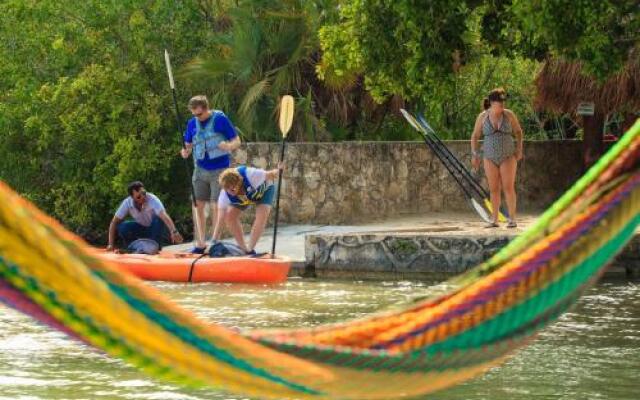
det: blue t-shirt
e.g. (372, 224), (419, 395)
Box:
(184, 111), (237, 170)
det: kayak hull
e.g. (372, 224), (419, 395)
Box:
(97, 252), (291, 284)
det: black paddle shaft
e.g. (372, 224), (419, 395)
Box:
(170, 88), (198, 209)
(409, 115), (479, 198)
(418, 132), (480, 203)
(415, 115), (488, 199)
(417, 115), (489, 197)
(271, 138), (286, 257)
(417, 114), (509, 218)
(416, 132), (493, 222)
(401, 110), (480, 205)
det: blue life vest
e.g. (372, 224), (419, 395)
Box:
(226, 166), (270, 206)
(192, 110), (230, 161)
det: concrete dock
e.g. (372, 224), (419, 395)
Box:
(167, 212), (640, 280)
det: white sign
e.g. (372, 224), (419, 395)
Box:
(577, 102), (595, 116)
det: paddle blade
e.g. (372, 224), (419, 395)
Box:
(472, 198), (493, 223)
(400, 108), (423, 132)
(417, 113), (436, 135)
(483, 198), (509, 222)
(278, 95), (295, 138)
(164, 49), (175, 89)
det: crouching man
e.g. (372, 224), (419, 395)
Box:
(106, 181), (183, 251)
(216, 164), (283, 255)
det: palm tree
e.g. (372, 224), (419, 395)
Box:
(181, 0), (403, 142)
(181, 0), (328, 141)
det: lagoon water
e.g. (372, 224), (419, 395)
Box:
(0, 279), (638, 400)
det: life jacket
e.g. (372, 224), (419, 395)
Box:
(226, 166), (270, 206)
(192, 110), (230, 161)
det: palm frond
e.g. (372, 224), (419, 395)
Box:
(179, 55), (233, 84)
(238, 77), (270, 122)
(230, 17), (264, 81)
(317, 58), (359, 90)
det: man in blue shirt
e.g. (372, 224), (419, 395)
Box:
(180, 95), (241, 253)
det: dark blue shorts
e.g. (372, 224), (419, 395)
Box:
(231, 184), (275, 210)
(116, 216), (167, 248)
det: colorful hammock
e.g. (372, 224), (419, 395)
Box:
(0, 119), (638, 399)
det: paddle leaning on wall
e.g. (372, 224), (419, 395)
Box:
(0, 121), (638, 399)
(401, 108), (509, 223)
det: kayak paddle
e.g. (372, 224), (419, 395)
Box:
(400, 108), (493, 223)
(164, 49), (203, 246)
(416, 113), (509, 222)
(271, 95), (294, 257)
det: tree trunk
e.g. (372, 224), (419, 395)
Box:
(582, 113), (604, 169)
(622, 112), (638, 134)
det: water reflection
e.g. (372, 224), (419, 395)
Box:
(0, 279), (638, 399)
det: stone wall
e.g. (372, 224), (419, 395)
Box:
(303, 230), (640, 280)
(305, 231), (512, 280)
(232, 140), (583, 224)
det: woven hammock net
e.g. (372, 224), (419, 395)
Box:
(0, 119), (638, 399)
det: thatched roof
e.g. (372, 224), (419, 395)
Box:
(534, 53), (640, 116)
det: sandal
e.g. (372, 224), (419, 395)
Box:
(484, 222), (499, 228)
(507, 220), (518, 229)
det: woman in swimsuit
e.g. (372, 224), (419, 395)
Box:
(470, 88), (524, 228)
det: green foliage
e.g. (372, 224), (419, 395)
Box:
(0, 0), (214, 239)
(425, 55), (542, 139)
(2, 0), (634, 240)
(181, 0), (331, 142)
(319, 0), (638, 108)
(319, 1), (476, 103)
(509, 0), (639, 79)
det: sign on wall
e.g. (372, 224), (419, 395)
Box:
(577, 102), (595, 116)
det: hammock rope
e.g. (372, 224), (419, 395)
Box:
(0, 119), (638, 399)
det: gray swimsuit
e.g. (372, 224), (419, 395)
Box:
(482, 112), (515, 166)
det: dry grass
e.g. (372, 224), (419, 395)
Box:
(534, 51), (640, 116)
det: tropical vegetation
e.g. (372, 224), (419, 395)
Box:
(0, 0), (636, 238)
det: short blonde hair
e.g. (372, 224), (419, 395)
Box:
(219, 168), (243, 190)
(188, 95), (209, 110)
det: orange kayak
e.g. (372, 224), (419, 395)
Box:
(97, 252), (291, 284)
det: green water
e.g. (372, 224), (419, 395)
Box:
(0, 279), (638, 400)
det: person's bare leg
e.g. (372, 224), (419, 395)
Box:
(208, 202), (216, 235)
(225, 207), (247, 251)
(247, 205), (272, 252)
(194, 200), (207, 248)
(483, 159), (502, 223)
(500, 156), (518, 222)
(212, 204), (225, 241)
